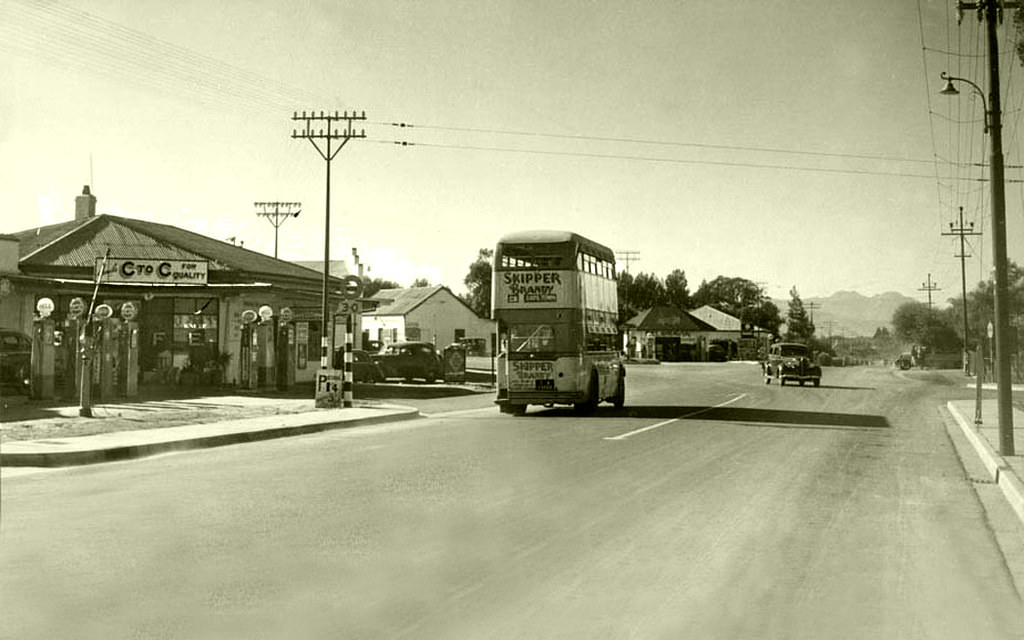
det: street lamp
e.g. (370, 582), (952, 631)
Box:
(939, 72), (989, 132)
(940, 67), (1015, 456)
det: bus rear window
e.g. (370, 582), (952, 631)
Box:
(509, 324), (560, 353)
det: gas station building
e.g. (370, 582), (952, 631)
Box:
(0, 186), (352, 401)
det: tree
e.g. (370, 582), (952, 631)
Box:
(691, 275), (781, 336)
(617, 271), (637, 325)
(411, 277), (431, 287)
(665, 269), (690, 310)
(891, 301), (962, 352)
(785, 286), (815, 342)
(462, 248), (493, 318)
(627, 272), (668, 313)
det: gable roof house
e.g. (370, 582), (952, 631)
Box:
(363, 285), (495, 355)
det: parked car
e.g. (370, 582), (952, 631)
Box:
(331, 348), (386, 383)
(372, 341), (444, 383)
(764, 341), (821, 387)
(0, 328), (32, 394)
(896, 353), (913, 370)
(352, 349), (385, 383)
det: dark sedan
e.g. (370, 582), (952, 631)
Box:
(332, 348), (386, 383)
(372, 341), (444, 383)
(0, 328), (32, 394)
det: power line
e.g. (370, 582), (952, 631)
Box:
(374, 120), (944, 166)
(373, 139), (1023, 182)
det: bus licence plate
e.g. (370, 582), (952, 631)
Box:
(535, 379), (555, 391)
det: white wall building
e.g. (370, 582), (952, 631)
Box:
(363, 286), (495, 355)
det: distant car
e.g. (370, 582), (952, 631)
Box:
(373, 341), (444, 383)
(707, 344), (727, 362)
(896, 353), (913, 370)
(0, 328), (32, 394)
(764, 341), (821, 387)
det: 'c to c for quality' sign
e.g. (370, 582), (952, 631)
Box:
(97, 258), (209, 285)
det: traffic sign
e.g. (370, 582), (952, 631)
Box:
(338, 300), (361, 315)
(341, 275), (363, 300)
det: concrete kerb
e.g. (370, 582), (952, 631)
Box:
(0, 405), (421, 468)
(946, 401), (1024, 527)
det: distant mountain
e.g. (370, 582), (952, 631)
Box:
(772, 290), (916, 338)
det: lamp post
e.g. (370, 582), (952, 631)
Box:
(942, 60), (1014, 454)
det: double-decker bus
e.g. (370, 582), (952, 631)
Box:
(492, 230), (625, 415)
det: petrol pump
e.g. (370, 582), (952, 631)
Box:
(116, 301), (140, 397)
(256, 305), (276, 390)
(31, 297), (56, 400)
(239, 309), (258, 390)
(276, 306), (295, 390)
(93, 303), (117, 400)
(61, 297), (86, 400)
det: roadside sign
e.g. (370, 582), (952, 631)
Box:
(241, 309), (258, 324)
(36, 297), (55, 318)
(341, 275), (363, 300)
(280, 306), (294, 323)
(120, 301), (138, 321)
(94, 304), (113, 320)
(337, 300), (361, 315)
(258, 305), (274, 321)
(68, 297), (86, 319)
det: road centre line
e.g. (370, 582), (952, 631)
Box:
(603, 394), (747, 441)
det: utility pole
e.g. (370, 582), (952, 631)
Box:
(616, 251), (640, 273)
(942, 206), (982, 373)
(291, 110), (366, 379)
(942, 0), (1016, 454)
(805, 301), (820, 326)
(919, 274), (940, 309)
(254, 201), (301, 259)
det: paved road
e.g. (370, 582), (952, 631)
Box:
(1, 363), (1022, 639)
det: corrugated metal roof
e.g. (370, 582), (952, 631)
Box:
(690, 305), (741, 331)
(624, 305), (716, 332)
(369, 286), (446, 316)
(14, 215), (326, 283)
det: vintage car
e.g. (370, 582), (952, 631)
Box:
(0, 328), (32, 394)
(764, 341), (821, 387)
(372, 341), (445, 383)
(331, 348), (386, 382)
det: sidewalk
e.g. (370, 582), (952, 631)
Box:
(946, 397), (1024, 526)
(1, 394), (420, 468)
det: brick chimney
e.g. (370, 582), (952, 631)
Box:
(75, 185), (96, 221)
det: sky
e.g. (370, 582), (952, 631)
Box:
(3, 0), (1024, 304)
